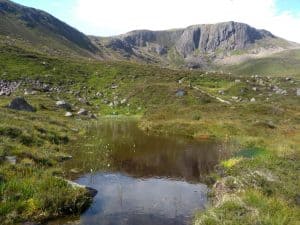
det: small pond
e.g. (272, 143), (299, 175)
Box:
(47, 118), (230, 225)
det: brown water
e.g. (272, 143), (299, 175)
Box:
(47, 118), (230, 225)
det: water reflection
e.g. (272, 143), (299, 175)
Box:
(76, 173), (207, 225)
(64, 119), (228, 182)
(49, 119), (230, 225)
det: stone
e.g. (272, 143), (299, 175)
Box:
(8, 97), (36, 112)
(235, 79), (241, 83)
(250, 98), (256, 102)
(120, 98), (127, 104)
(70, 168), (80, 174)
(297, 88), (300, 96)
(65, 112), (73, 117)
(66, 180), (98, 197)
(78, 98), (87, 104)
(24, 89), (37, 95)
(77, 108), (88, 115)
(5, 156), (17, 165)
(218, 90), (225, 95)
(56, 100), (72, 110)
(89, 113), (97, 119)
(111, 84), (118, 89)
(175, 89), (186, 97)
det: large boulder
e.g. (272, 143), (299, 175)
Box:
(7, 97), (36, 112)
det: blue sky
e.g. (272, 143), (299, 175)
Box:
(11, 0), (300, 42)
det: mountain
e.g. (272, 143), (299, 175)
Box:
(0, 0), (99, 57)
(1, 0), (300, 72)
(94, 21), (299, 68)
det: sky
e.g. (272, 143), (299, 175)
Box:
(12, 0), (300, 43)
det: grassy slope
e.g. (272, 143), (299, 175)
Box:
(0, 0), (98, 58)
(0, 42), (299, 224)
(225, 49), (300, 77)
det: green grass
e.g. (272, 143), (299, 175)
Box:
(0, 40), (299, 224)
(226, 49), (300, 78)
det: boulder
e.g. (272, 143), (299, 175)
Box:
(56, 100), (72, 110)
(297, 88), (300, 96)
(7, 97), (36, 112)
(66, 180), (98, 197)
(77, 108), (88, 116)
(65, 112), (73, 117)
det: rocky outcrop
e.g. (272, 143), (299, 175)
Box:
(0, 80), (21, 96)
(175, 22), (274, 57)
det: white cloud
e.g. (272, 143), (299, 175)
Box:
(73, 0), (300, 43)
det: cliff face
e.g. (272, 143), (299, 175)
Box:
(101, 21), (287, 67)
(175, 22), (274, 57)
(106, 22), (274, 55)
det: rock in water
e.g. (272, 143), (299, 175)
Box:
(8, 97), (36, 112)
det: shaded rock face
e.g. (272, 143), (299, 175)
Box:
(176, 22), (273, 57)
(8, 97), (36, 112)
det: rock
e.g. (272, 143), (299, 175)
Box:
(111, 84), (118, 89)
(297, 88), (300, 96)
(77, 108), (88, 115)
(24, 89), (37, 95)
(175, 89), (186, 97)
(57, 155), (72, 162)
(178, 78), (185, 84)
(120, 98), (127, 104)
(250, 98), (256, 102)
(88, 113), (97, 119)
(66, 180), (98, 197)
(8, 97), (36, 112)
(113, 100), (119, 106)
(56, 100), (72, 110)
(5, 156), (17, 165)
(65, 112), (73, 117)
(78, 98), (87, 104)
(235, 79), (241, 83)
(218, 90), (225, 95)
(70, 168), (80, 174)
(96, 92), (103, 97)
(231, 96), (239, 101)
(252, 87), (257, 91)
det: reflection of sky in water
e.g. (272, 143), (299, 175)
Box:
(76, 173), (208, 225)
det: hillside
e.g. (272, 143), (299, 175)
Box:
(1, 0), (300, 73)
(0, 0), (99, 57)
